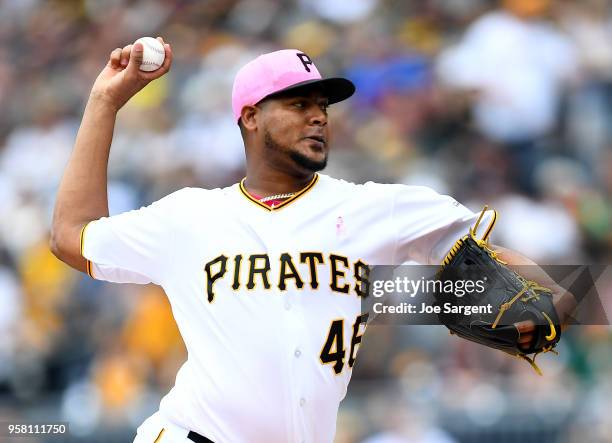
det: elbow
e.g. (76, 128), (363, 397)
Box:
(49, 225), (64, 260)
(49, 222), (75, 263)
(49, 222), (89, 274)
(49, 209), (63, 258)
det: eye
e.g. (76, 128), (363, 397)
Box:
(293, 101), (305, 109)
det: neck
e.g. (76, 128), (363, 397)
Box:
(243, 166), (315, 198)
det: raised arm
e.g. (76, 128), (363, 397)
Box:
(50, 38), (172, 272)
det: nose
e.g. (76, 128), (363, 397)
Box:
(309, 106), (327, 126)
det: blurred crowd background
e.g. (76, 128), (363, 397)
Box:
(0, 0), (611, 442)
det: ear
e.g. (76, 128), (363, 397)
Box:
(240, 106), (259, 131)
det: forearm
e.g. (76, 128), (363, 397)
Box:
(51, 95), (117, 270)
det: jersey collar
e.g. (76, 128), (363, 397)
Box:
(239, 174), (319, 211)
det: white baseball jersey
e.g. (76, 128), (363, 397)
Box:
(81, 173), (493, 443)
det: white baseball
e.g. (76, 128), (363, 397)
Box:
(135, 37), (165, 72)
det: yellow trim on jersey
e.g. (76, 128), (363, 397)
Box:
(153, 428), (165, 443)
(79, 222), (95, 279)
(239, 174), (319, 211)
(86, 260), (94, 279)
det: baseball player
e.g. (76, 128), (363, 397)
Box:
(51, 39), (574, 442)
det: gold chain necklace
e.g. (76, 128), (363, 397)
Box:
(259, 192), (295, 203)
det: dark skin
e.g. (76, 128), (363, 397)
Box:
(239, 88), (330, 197)
(237, 86), (577, 351)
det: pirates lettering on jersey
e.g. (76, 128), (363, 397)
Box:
(203, 252), (370, 302)
(278, 253), (304, 291)
(204, 254), (228, 302)
(247, 254), (271, 290)
(300, 252), (324, 289)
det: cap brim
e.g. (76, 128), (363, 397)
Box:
(263, 77), (355, 105)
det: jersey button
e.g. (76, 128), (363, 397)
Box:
(299, 398), (306, 407)
(294, 349), (301, 358)
(284, 301), (291, 311)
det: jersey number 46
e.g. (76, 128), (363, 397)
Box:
(319, 314), (369, 375)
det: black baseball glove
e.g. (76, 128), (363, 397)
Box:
(434, 207), (561, 375)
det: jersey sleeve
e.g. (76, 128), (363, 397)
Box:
(391, 186), (495, 265)
(80, 189), (187, 285)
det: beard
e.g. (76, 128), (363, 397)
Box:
(264, 129), (327, 172)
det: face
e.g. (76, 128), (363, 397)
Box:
(257, 88), (330, 173)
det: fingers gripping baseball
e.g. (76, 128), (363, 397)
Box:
(127, 43), (143, 72)
(125, 37), (170, 74)
(93, 37), (172, 110)
(120, 44), (133, 68)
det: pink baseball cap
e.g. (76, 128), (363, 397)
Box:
(232, 49), (355, 121)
